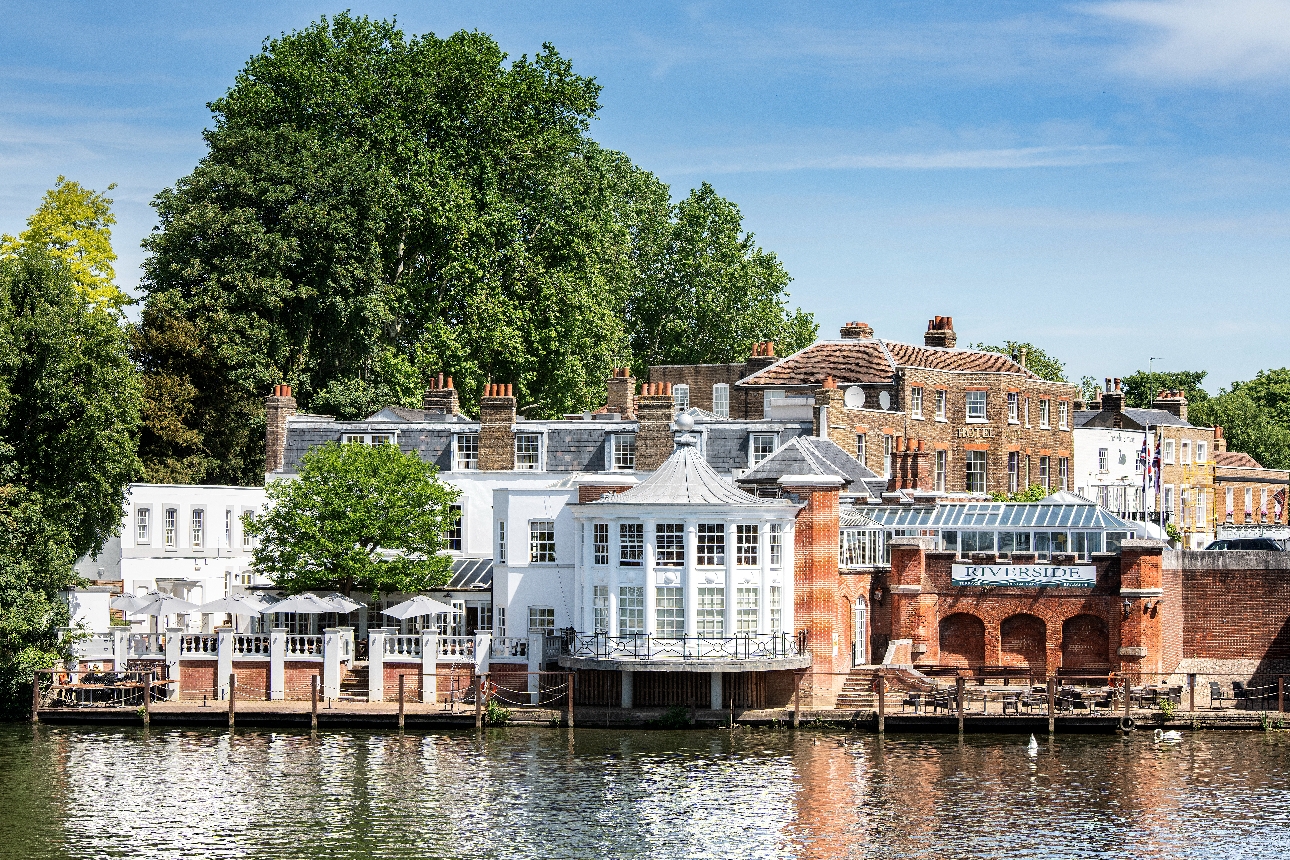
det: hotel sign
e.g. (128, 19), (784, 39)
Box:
(951, 564), (1096, 587)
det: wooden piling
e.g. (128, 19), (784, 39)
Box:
(877, 674), (885, 734)
(956, 675), (965, 734)
(1279, 677), (1284, 714)
(1123, 676), (1131, 721)
(792, 672), (801, 728)
(32, 671), (41, 723)
(398, 675), (405, 729)
(228, 673), (236, 728)
(567, 673), (575, 728)
(310, 674), (318, 730)
(1047, 677), (1056, 734)
(474, 674), (484, 729)
(143, 676), (151, 726)
(1189, 673), (1196, 713)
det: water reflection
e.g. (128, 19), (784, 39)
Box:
(1, 725), (1287, 859)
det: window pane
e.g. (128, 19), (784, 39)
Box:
(456, 434), (479, 469)
(966, 451), (987, 494)
(769, 586), (782, 632)
(528, 606), (555, 633)
(619, 523), (644, 566)
(447, 505), (462, 551)
(655, 587), (684, 637)
(656, 523), (685, 566)
(769, 524), (783, 565)
(696, 587), (725, 637)
(529, 521), (556, 563)
(515, 434), (540, 470)
(593, 585), (609, 633)
(736, 524), (759, 565)
(736, 587), (759, 633)
(712, 384), (730, 418)
(613, 434), (636, 470)
(697, 523), (725, 566)
(751, 434), (777, 465)
(593, 523), (609, 565)
(619, 587), (644, 634)
(966, 391), (986, 420)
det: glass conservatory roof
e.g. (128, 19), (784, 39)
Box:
(841, 496), (1136, 532)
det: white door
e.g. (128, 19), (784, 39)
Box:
(853, 599), (868, 666)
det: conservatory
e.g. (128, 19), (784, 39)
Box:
(839, 491), (1139, 569)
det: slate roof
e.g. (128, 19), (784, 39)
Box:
(738, 338), (1034, 387)
(738, 436), (882, 497)
(594, 437), (784, 507)
(1215, 451), (1263, 468)
(447, 557), (493, 590)
(1074, 408), (1192, 429)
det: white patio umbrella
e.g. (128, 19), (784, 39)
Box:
(111, 593), (156, 613)
(198, 595), (269, 616)
(133, 594), (200, 616)
(262, 592), (343, 615)
(381, 595), (454, 620)
(320, 592), (362, 613)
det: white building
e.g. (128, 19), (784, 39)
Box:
(1073, 425), (1151, 518)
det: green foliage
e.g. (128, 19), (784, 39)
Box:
(135, 14), (812, 484)
(245, 441), (460, 595)
(1165, 522), (1183, 544)
(1158, 697), (1177, 720)
(973, 341), (1067, 382)
(0, 250), (140, 713)
(989, 484), (1050, 503)
(1121, 370), (1209, 409)
(1190, 369), (1290, 469)
(649, 704), (691, 729)
(1, 177), (127, 308)
(485, 697), (511, 725)
(624, 182), (816, 370)
(1079, 376), (1103, 403)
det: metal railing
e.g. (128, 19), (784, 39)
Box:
(285, 635), (323, 657)
(490, 637), (528, 658)
(384, 635), (422, 658)
(569, 632), (805, 661)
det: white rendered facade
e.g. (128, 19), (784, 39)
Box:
(1073, 427), (1153, 518)
(490, 485), (581, 636)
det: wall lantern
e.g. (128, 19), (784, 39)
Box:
(872, 587), (884, 604)
(1122, 598), (1132, 619)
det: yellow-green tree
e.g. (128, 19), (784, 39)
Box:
(0, 176), (126, 308)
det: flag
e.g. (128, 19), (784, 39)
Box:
(1275, 488), (1286, 523)
(1151, 435), (1162, 492)
(1136, 437), (1149, 473)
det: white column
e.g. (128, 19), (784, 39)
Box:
(164, 627), (182, 701)
(581, 521), (594, 632)
(269, 627), (286, 701)
(710, 671), (723, 711)
(421, 631), (438, 704)
(367, 627), (388, 702)
(758, 520), (772, 634)
(112, 627), (129, 672)
(322, 627), (342, 700)
(526, 631), (544, 704)
(684, 519), (699, 637)
(621, 669), (634, 709)
(474, 631), (492, 675)
(783, 521), (797, 634)
(216, 627), (234, 699)
(723, 520), (736, 637)
(643, 519), (657, 635)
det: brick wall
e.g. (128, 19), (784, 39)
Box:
(635, 387), (675, 471)
(284, 661), (322, 700)
(1174, 551), (1290, 661)
(1213, 467), (1290, 526)
(179, 661), (217, 699)
(231, 661), (269, 700)
(791, 480), (851, 703)
(264, 386), (296, 474)
(650, 346), (777, 419)
(478, 386), (516, 470)
(384, 662), (421, 700)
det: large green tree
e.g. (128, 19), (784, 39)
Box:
(1121, 370), (1209, 409)
(1190, 368), (1290, 469)
(245, 441), (460, 595)
(136, 14), (813, 485)
(0, 249), (141, 712)
(973, 340), (1067, 382)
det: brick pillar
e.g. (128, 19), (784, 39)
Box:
(888, 537), (935, 664)
(264, 384), (296, 475)
(479, 383), (516, 470)
(606, 368), (636, 419)
(1118, 539), (1167, 679)
(781, 475), (844, 702)
(635, 384), (675, 471)
(422, 373), (460, 415)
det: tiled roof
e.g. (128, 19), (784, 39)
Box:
(739, 338), (1033, 387)
(594, 437), (785, 507)
(1215, 451), (1263, 468)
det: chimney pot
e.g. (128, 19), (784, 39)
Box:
(923, 315), (957, 348)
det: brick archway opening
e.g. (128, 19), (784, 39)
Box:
(1061, 614), (1110, 676)
(1000, 614), (1046, 671)
(939, 613), (985, 667)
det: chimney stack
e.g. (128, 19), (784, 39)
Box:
(479, 383), (517, 470)
(743, 341), (778, 377)
(606, 367), (636, 419)
(924, 316), (957, 349)
(1101, 377), (1125, 418)
(840, 321), (874, 339)
(635, 382), (676, 471)
(422, 373), (460, 415)
(265, 384), (297, 475)
(1152, 389), (1188, 423)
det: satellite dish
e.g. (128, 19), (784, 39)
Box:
(879, 391), (891, 410)
(844, 386), (865, 409)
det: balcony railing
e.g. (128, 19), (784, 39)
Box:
(233, 634), (271, 656)
(285, 635), (323, 657)
(179, 634), (218, 656)
(384, 635), (422, 658)
(490, 636), (528, 659)
(437, 636), (475, 660)
(568, 632), (805, 662)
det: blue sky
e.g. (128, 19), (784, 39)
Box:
(3, 1), (1288, 392)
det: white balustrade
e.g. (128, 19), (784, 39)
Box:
(384, 635), (422, 658)
(489, 637), (529, 659)
(127, 633), (163, 658)
(179, 633), (219, 656)
(233, 634), (271, 657)
(285, 634), (324, 657)
(436, 636), (475, 661)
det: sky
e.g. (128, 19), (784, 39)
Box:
(2, 0), (1288, 392)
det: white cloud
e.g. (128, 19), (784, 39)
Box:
(1089, 0), (1290, 81)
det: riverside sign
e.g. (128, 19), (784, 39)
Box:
(951, 564), (1096, 587)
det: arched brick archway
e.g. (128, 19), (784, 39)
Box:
(939, 613), (985, 667)
(1000, 614), (1046, 670)
(1061, 614), (1111, 673)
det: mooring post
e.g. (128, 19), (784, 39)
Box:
(310, 674), (319, 730)
(1279, 677), (1284, 714)
(956, 675), (965, 734)
(143, 675), (152, 725)
(1189, 673), (1196, 713)
(1047, 676), (1056, 734)
(877, 674), (886, 734)
(228, 673), (237, 729)
(31, 671), (41, 723)
(475, 674), (484, 729)
(792, 671), (801, 729)
(1123, 675), (1131, 720)
(567, 672), (575, 728)
(398, 674), (406, 729)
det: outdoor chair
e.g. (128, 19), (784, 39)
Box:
(1233, 682), (1247, 710)
(1209, 681), (1227, 708)
(902, 692), (923, 713)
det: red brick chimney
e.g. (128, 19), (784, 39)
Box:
(1152, 390), (1188, 423)
(840, 321), (874, 339)
(423, 373), (460, 415)
(924, 316), (957, 348)
(606, 368), (636, 419)
(634, 382), (675, 471)
(265, 384), (296, 475)
(479, 383), (516, 470)
(743, 341), (778, 377)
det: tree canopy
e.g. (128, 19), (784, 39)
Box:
(1190, 368), (1290, 470)
(1121, 370), (1209, 409)
(245, 441), (460, 595)
(1, 177), (126, 309)
(136, 14), (814, 485)
(973, 341), (1067, 382)
(0, 243), (141, 712)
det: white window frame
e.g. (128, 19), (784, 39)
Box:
(856, 432), (866, 465)
(655, 523), (685, 567)
(1098, 448), (1108, 472)
(1196, 441), (1207, 464)
(697, 523), (725, 566)
(1008, 451), (1020, 493)
(750, 433), (778, 467)
(1007, 392), (1019, 424)
(769, 524), (783, 566)
(1039, 399), (1051, 429)
(609, 433), (636, 471)
(498, 521), (507, 563)
(593, 522), (610, 566)
(965, 390), (987, 423)
(241, 510), (254, 550)
(164, 508), (177, 548)
(1059, 457), (1069, 491)
(696, 587), (725, 637)
(1163, 439), (1175, 465)
(736, 524), (759, 566)
(1059, 401), (1069, 430)
(965, 451), (987, 494)
(619, 522), (644, 567)
(1181, 440), (1191, 465)
(528, 606), (555, 634)
(593, 585), (610, 634)
(529, 520), (556, 564)
(136, 507), (151, 544)
(446, 504), (463, 552)
(655, 587), (684, 637)
(673, 384), (690, 410)
(1164, 484), (1175, 515)
(619, 587), (645, 635)
(712, 383), (730, 419)
(883, 434), (894, 478)
(454, 433), (479, 470)
(1024, 397), (1031, 428)
(515, 433), (542, 471)
(934, 450), (947, 492)
(225, 508), (234, 549)
(736, 587), (759, 634)
(191, 508), (204, 549)
(1039, 456), (1051, 489)
(910, 386), (923, 419)
(935, 389), (947, 421)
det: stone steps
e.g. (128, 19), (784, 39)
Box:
(339, 663), (369, 701)
(835, 667), (880, 709)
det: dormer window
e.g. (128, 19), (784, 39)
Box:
(515, 433), (541, 470)
(712, 384), (730, 418)
(750, 433), (777, 466)
(610, 434), (636, 470)
(455, 434), (479, 470)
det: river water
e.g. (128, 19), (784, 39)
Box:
(1, 724), (1287, 859)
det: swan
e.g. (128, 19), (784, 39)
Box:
(1154, 729), (1183, 743)
(1027, 734), (1039, 755)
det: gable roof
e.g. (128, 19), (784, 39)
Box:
(737, 436), (881, 496)
(738, 338), (1036, 387)
(593, 436), (784, 507)
(1215, 451), (1263, 468)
